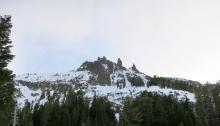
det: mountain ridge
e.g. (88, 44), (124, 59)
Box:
(16, 56), (151, 86)
(14, 57), (196, 108)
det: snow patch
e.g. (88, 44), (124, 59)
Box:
(15, 83), (42, 107)
(15, 70), (92, 84)
(84, 85), (196, 107)
(102, 64), (108, 71)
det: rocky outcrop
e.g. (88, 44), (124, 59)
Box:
(131, 64), (139, 73)
(17, 57), (150, 87)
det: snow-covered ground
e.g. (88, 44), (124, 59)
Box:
(15, 83), (42, 107)
(15, 70), (92, 84)
(15, 81), (196, 108)
(84, 85), (196, 105)
(14, 66), (196, 108)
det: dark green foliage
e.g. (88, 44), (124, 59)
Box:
(18, 91), (117, 126)
(146, 76), (220, 126)
(119, 92), (196, 126)
(89, 97), (117, 126)
(148, 76), (200, 92)
(16, 75), (220, 126)
(199, 84), (220, 126)
(195, 89), (209, 126)
(17, 82), (220, 126)
(127, 76), (144, 86)
(18, 102), (33, 126)
(0, 15), (15, 125)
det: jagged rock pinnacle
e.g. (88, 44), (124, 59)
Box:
(98, 56), (107, 61)
(117, 58), (122, 67)
(131, 64), (139, 72)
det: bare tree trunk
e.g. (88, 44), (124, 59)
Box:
(13, 105), (17, 126)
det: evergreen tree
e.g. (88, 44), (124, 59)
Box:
(18, 101), (33, 126)
(0, 15), (15, 125)
(120, 92), (196, 126)
(89, 96), (117, 126)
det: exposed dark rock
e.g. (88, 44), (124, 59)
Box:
(75, 57), (150, 86)
(127, 75), (144, 86)
(131, 64), (139, 73)
(77, 56), (116, 85)
(117, 58), (122, 67)
(115, 58), (126, 71)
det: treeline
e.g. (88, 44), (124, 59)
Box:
(127, 76), (145, 86)
(195, 83), (220, 126)
(119, 92), (196, 126)
(148, 76), (200, 92)
(18, 91), (117, 126)
(148, 76), (220, 126)
(17, 90), (196, 126)
(15, 76), (220, 126)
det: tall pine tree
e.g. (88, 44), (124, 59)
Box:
(0, 15), (15, 125)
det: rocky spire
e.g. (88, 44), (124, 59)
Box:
(115, 58), (126, 71)
(98, 56), (107, 61)
(117, 58), (122, 67)
(131, 64), (139, 72)
(102, 56), (107, 61)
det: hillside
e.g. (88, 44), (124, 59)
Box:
(13, 57), (220, 126)
(14, 57), (196, 108)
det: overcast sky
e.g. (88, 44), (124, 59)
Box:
(1, 0), (220, 83)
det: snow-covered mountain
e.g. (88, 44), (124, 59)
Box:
(14, 57), (196, 108)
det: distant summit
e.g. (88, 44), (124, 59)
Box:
(77, 56), (145, 85)
(17, 56), (151, 87)
(78, 56), (126, 72)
